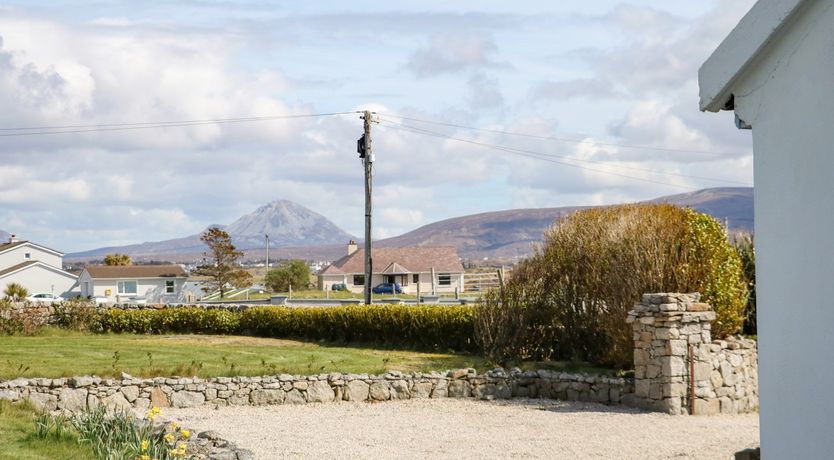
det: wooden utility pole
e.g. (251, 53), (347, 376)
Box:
(359, 111), (375, 305)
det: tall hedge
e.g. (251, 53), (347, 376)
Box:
(89, 304), (476, 353)
(475, 204), (748, 368)
(240, 305), (477, 352)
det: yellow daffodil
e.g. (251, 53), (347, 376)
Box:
(164, 433), (175, 444)
(180, 429), (190, 439)
(169, 421), (179, 430)
(141, 439), (149, 451)
(138, 455), (150, 460)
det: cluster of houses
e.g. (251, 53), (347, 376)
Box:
(0, 236), (465, 303)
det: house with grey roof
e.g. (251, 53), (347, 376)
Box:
(318, 242), (464, 295)
(0, 235), (78, 298)
(78, 264), (188, 304)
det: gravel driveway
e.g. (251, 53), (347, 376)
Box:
(165, 399), (759, 459)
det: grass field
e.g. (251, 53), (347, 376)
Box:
(0, 330), (489, 379)
(0, 400), (93, 460)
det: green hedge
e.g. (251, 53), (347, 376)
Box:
(240, 305), (477, 352)
(92, 305), (476, 352)
(98, 308), (240, 335)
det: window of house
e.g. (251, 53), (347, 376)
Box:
(24, 252), (31, 260)
(438, 273), (452, 286)
(165, 280), (175, 294)
(353, 274), (365, 285)
(413, 274), (420, 283)
(117, 280), (138, 294)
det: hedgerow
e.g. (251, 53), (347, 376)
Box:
(475, 203), (748, 369)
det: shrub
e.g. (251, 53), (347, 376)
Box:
(53, 300), (103, 332)
(0, 298), (43, 335)
(99, 308), (240, 335)
(3, 282), (28, 301)
(265, 260), (311, 292)
(475, 204), (748, 368)
(240, 305), (477, 352)
(733, 233), (756, 335)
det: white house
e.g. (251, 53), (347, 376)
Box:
(0, 235), (78, 297)
(319, 243), (464, 295)
(700, 0), (833, 456)
(78, 265), (188, 304)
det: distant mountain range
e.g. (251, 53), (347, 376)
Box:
(67, 200), (355, 261)
(64, 187), (753, 263)
(378, 187), (753, 260)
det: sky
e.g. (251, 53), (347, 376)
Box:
(0, 0), (757, 253)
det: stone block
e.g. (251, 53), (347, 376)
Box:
(284, 389), (305, 404)
(369, 382), (390, 401)
(307, 381), (335, 403)
(710, 370), (724, 389)
(661, 357), (685, 377)
(389, 380), (410, 400)
(134, 398), (150, 410)
(447, 380), (470, 398)
(431, 379), (448, 398)
(250, 389), (284, 405)
(635, 380), (650, 398)
(27, 392), (57, 411)
(120, 385), (140, 402)
(692, 398), (720, 415)
(667, 340), (687, 356)
(102, 392), (132, 412)
(58, 388), (87, 412)
(171, 391), (205, 408)
(150, 387), (170, 408)
(646, 364), (661, 379)
(412, 382), (433, 399)
(720, 362), (736, 386)
(345, 380), (370, 401)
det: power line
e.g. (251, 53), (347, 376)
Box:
(0, 112), (357, 137)
(380, 112), (746, 157)
(378, 120), (744, 191)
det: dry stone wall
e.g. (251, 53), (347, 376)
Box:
(0, 368), (630, 412)
(1, 293), (756, 416)
(627, 293), (758, 415)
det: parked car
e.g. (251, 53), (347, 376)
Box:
(25, 292), (62, 303)
(372, 283), (402, 294)
(331, 283), (348, 291)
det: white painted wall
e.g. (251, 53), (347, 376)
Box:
(78, 271), (187, 303)
(319, 272), (464, 294)
(0, 244), (62, 269)
(0, 264), (77, 296)
(716, 1), (834, 456)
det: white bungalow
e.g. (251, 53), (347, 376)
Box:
(318, 242), (464, 294)
(0, 235), (78, 297)
(78, 265), (188, 304)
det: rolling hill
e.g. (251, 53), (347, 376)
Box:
(66, 187), (753, 263)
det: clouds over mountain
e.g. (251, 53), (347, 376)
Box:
(0, 1), (756, 253)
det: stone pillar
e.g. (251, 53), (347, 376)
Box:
(627, 293), (716, 415)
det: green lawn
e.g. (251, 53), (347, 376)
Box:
(0, 400), (94, 460)
(0, 330), (489, 379)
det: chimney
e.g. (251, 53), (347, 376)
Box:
(347, 240), (358, 256)
(8, 234), (17, 243)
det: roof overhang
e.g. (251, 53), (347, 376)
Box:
(699, 0), (809, 112)
(0, 261), (77, 280)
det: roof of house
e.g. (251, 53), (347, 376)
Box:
(699, 0), (809, 112)
(83, 265), (188, 279)
(320, 247), (463, 276)
(0, 261), (38, 278)
(0, 240), (64, 257)
(0, 260), (78, 280)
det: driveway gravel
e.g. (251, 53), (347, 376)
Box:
(165, 399), (759, 459)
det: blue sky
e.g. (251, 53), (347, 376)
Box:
(0, 1), (756, 252)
